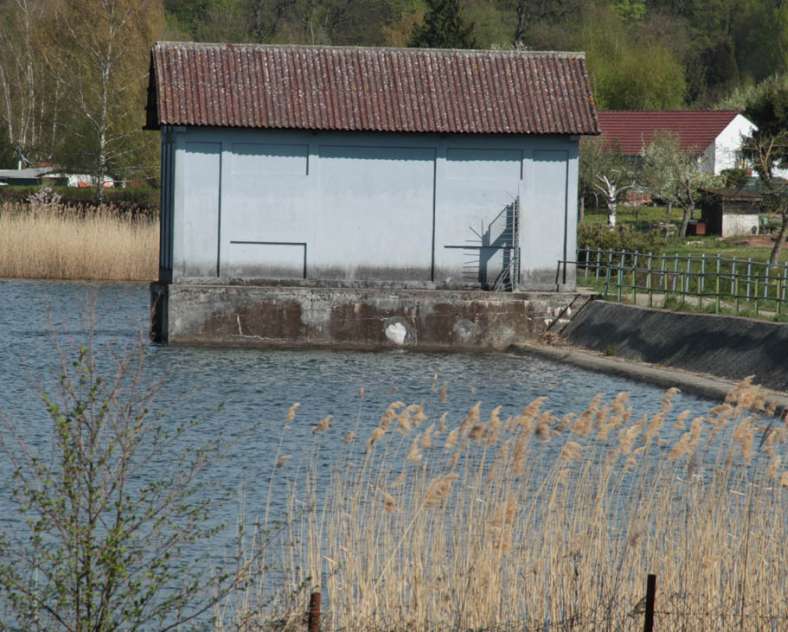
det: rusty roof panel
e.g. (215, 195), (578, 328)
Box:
(147, 42), (599, 136)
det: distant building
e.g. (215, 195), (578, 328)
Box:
(597, 111), (756, 175)
(0, 168), (114, 188)
(0, 167), (53, 186)
(145, 42), (599, 290)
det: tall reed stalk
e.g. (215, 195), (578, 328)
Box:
(0, 202), (157, 281)
(218, 380), (787, 631)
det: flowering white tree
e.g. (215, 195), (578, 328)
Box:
(642, 131), (719, 237)
(581, 137), (637, 227)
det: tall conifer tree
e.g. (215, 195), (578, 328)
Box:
(409, 0), (476, 49)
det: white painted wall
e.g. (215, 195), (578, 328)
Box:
(166, 128), (579, 289)
(713, 114), (757, 175)
(722, 214), (759, 238)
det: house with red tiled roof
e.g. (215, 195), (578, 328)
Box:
(597, 111), (756, 175)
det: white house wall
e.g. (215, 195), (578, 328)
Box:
(714, 114), (757, 175)
(167, 128), (578, 289)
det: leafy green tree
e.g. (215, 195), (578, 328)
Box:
(581, 6), (686, 109)
(642, 131), (720, 237)
(742, 75), (788, 264)
(50, 0), (164, 198)
(611, 0), (645, 21)
(192, 0), (249, 43)
(0, 341), (248, 631)
(409, 0), (476, 48)
(0, 0), (62, 165)
(499, 0), (582, 48)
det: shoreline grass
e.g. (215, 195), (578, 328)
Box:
(221, 382), (787, 631)
(0, 202), (158, 282)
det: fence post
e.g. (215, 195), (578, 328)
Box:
(732, 257), (739, 314)
(617, 250), (624, 303)
(672, 253), (679, 293)
(746, 258), (753, 300)
(647, 252), (653, 308)
(644, 574), (657, 632)
(632, 250), (640, 304)
(308, 591), (321, 632)
(595, 247), (602, 280)
(715, 254), (721, 314)
(699, 254), (706, 309)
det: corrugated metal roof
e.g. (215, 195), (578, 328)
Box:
(0, 167), (53, 180)
(597, 111), (743, 155)
(147, 42), (599, 136)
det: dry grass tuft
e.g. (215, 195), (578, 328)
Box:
(0, 202), (157, 281)
(220, 379), (787, 632)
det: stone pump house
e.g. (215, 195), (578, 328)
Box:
(146, 42), (600, 349)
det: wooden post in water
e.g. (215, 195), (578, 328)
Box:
(308, 591), (321, 632)
(644, 574), (657, 632)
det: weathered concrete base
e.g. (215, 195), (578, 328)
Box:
(151, 282), (588, 350)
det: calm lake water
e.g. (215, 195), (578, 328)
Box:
(0, 280), (719, 566)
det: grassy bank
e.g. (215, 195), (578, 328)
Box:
(225, 384), (787, 631)
(0, 203), (158, 281)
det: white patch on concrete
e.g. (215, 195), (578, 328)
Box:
(385, 322), (408, 345)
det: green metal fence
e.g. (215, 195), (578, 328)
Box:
(560, 247), (788, 317)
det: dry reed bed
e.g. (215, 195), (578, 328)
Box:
(0, 202), (158, 281)
(220, 380), (787, 632)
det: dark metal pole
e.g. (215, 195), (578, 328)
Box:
(308, 591), (321, 632)
(644, 574), (656, 632)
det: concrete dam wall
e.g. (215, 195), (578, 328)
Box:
(563, 301), (788, 392)
(151, 282), (582, 351)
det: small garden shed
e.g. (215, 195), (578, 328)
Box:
(145, 42), (598, 290)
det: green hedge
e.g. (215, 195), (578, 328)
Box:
(578, 223), (667, 254)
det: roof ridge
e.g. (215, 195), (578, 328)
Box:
(599, 110), (742, 114)
(153, 40), (586, 58)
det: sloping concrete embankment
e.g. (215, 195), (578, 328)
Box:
(561, 301), (788, 392)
